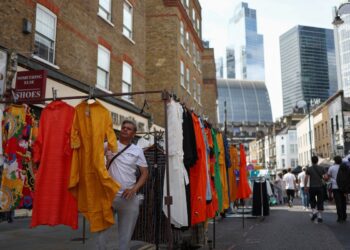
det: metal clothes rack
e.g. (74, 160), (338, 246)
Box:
(0, 89), (174, 249)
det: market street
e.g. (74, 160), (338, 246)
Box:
(0, 199), (349, 249)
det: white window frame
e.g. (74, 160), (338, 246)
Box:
(180, 21), (185, 48)
(123, 1), (133, 40)
(98, 0), (112, 22)
(122, 61), (133, 102)
(186, 32), (190, 55)
(193, 78), (197, 101)
(186, 68), (190, 93)
(96, 45), (111, 90)
(197, 83), (201, 104)
(34, 4), (57, 64)
(180, 60), (185, 87)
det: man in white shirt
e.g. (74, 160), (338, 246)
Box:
(283, 168), (297, 207)
(298, 167), (310, 210)
(98, 120), (148, 250)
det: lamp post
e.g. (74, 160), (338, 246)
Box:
(332, 2), (350, 26)
(296, 100), (312, 164)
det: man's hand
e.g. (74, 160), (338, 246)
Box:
(122, 188), (137, 200)
(304, 187), (309, 193)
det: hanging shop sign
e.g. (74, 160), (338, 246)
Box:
(15, 70), (47, 102)
(0, 49), (7, 95)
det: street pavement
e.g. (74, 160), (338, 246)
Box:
(0, 198), (349, 249)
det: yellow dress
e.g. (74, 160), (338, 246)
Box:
(68, 100), (120, 232)
(216, 133), (229, 211)
(228, 146), (239, 202)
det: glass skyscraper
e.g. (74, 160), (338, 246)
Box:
(217, 79), (273, 123)
(280, 25), (338, 115)
(334, 12), (350, 97)
(227, 2), (265, 81)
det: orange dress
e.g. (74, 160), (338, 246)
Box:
(228, 146), (239, 202)
(236, 144), (252, 199)
(69, 101), (120, 232)
(190, 114), (207, 225)
(31, 101), (78, 229)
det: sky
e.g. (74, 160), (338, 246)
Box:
(200, 0), (340, 120)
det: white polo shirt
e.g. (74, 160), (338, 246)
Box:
(107, 141), (147, 196)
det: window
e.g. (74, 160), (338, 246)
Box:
(122, 62), (132, 101)
(282, 159), (285, 168)
(186, 32), (190, 54)
(291, 159), (296, 168)
(193, 41), (196, 64)
(180, 61), (185, 87)
(290, 144), (294, 153)
(180, 21), (185, 47)
(197, 83), (201, 104)
(98, 0), (112, 21)
(192, 9), (196, 24)
(123, 1), (133, 39)
(193, 78), (197, 100)
(186, 68), (190, 92)
(331, 118), (334, 133)
(336, 115), (339, 131)
(96, 45), (110, 89)
(35, 4), (57, 64)
(281, 145), (285, 154)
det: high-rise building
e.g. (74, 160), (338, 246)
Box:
(227, 2), (265, 81)
(215, 57), (224, 79)
(334, 6), (350, 97)
(280, 25), (338, 115)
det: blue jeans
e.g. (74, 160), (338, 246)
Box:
(300, 187), (309, 208)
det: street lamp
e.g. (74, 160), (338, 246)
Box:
(332, 2), (350, 26)
(296, 100), (312, 164)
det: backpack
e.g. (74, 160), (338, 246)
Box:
(336, 163), (350, 193)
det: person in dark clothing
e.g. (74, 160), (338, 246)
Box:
(305, 156), (326, 223)
(326, 156), (347, 223)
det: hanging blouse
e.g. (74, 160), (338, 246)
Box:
(0, 104), (36, 211)
(68, 100), (120, 233)
(163, 99), (188, 228)
(228, 146), (239, 202)
(31, 101), (78, 229)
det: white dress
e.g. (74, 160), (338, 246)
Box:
(163, 99), (188, 228)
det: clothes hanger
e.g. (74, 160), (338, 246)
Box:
(86, 86), (96, 104)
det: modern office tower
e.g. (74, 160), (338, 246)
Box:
(280, 25), (338, 115)
(226, 48), (235, 78)
(217, 79), (273, 124)
(216, 57), (224, 79)
(227, 2), (265, 81)
(334, 5), (350, 97)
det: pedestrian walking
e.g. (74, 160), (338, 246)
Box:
(283, 168), (297, 207)
(274, 172), (284, 205)
(97, 120), (148, 250)
(325, 156), (347, 223)
(305, 156), (326, 223)
(298, 167), (310, 210)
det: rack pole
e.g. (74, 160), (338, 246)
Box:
(162, 91), (173, 249)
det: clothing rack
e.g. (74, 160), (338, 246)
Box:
(1, 89), (174, 250)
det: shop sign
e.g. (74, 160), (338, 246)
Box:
(15, 70), (47, 102)
(0, 49), (7, 95)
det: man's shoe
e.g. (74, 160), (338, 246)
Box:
(310, 213), (317, 222)
(317, 218), (323, 223)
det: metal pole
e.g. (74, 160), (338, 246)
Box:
(224, 100), (227, 134)
(307, 103), (312, 163)
(162, 91), (173, 249)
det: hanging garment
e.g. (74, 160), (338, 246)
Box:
(211, 129), (223, 212)
(204, 127), (218, 219)
(199, 119), (211, 202)
(31, 101), (78, 229)
(182, 109), (197, 227)
(189, 114), (207, 225)
(236, 144), (252, 199)
(163, 100), (188, 228)
(216, 133), (229, 211)
(0, 104), (36, 211)
(68, 100), (120, 232)
(228, 146), (238, 202)
(252, 180), (270, 216)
